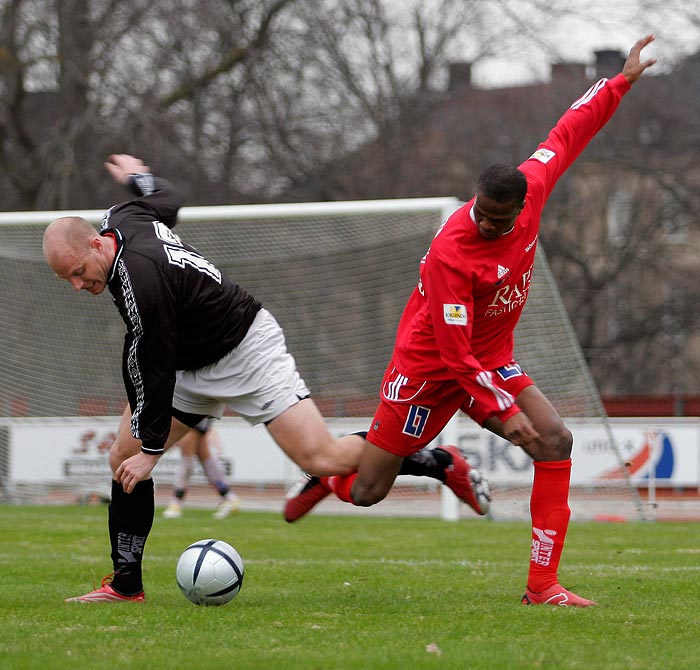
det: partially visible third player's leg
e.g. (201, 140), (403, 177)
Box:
(162, 434), (196, 519)
(196, 427), (241, 518)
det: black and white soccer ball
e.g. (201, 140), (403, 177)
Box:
(176, 538), (244, 606)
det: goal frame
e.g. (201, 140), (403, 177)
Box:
(0, 197), (645, 520)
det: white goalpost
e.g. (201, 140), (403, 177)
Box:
(0, 198), (645, 520)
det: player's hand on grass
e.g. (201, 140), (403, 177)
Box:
(622, 34), (657, 85)
(115, 451), (160, 493)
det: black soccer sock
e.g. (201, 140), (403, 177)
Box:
(398, 447), (452, 482)
(108, 478), (154, 595)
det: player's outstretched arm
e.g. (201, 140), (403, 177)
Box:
(622, 34), (657, 85)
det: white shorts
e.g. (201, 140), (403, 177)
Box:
(172, 308), (310, 425)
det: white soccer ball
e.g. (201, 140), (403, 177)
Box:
(176, 538), (244, 606)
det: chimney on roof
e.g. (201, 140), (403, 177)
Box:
(594, 49), (626, 79)
(551, 62), (588, 85)
(448, 61), (472, 91)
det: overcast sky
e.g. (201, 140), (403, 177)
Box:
(466, 0), (699, 87)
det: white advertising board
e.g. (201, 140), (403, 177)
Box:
(444, 417), (700, 487)
(2, 416), (698, 488)
(4, 417), (298, 486)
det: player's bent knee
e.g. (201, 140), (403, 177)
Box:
(350, 480), (390, 507)
(541, 424), (573, 460)
(108, 436), (141, 472)
(296, 451), (355, 478)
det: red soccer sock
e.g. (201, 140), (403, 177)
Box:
(325, 474), (358, 504)
(527, 459), (572, 593)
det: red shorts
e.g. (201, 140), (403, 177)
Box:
(368, 360), (533, 457)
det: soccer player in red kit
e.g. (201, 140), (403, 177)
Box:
(286, 34), (657, 606)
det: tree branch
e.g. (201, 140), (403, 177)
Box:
(157, 0), (296, 110)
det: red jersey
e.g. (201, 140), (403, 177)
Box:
(392, 74), (632, 422)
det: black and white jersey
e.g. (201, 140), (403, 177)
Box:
(101, 174), (261, 454)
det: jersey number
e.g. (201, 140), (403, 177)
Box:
(153, 220), (222, 283)
(403, 405), (430, 437)
(164, 246), (221, 283)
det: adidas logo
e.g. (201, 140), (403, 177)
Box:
(496, 265), (510, 283)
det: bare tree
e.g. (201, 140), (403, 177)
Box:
(540, 58), (700, 395)
(0, 0), (303, 209)
(0, 0), (600, 207)
(1, 0), (697, 396)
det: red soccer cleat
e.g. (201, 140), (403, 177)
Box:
(441, 445), (490, 515)
(65, 573), (145, 603)
(284, 475), (331, 523)
(521, 584), (598, 607)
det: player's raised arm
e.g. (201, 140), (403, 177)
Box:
(622, 34), (657, 85)
(104, 154), (150, 184)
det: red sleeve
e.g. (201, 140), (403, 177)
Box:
(423, 248), (521, 424)
(521, 73), (631, 205)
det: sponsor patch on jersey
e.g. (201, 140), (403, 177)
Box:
(444, 304), (467, 326)
(529, 148), (556, 164)
(495, 264), (510, 286)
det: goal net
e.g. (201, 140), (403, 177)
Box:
(0, 199), (644, 520)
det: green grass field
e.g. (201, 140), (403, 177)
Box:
(1, 505), (698, 670)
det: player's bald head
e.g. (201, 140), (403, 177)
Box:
(43, 216), (97, 270)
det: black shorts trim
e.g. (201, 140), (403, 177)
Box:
(263, 394), (310, 426)
(171, 406), (208, 429)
